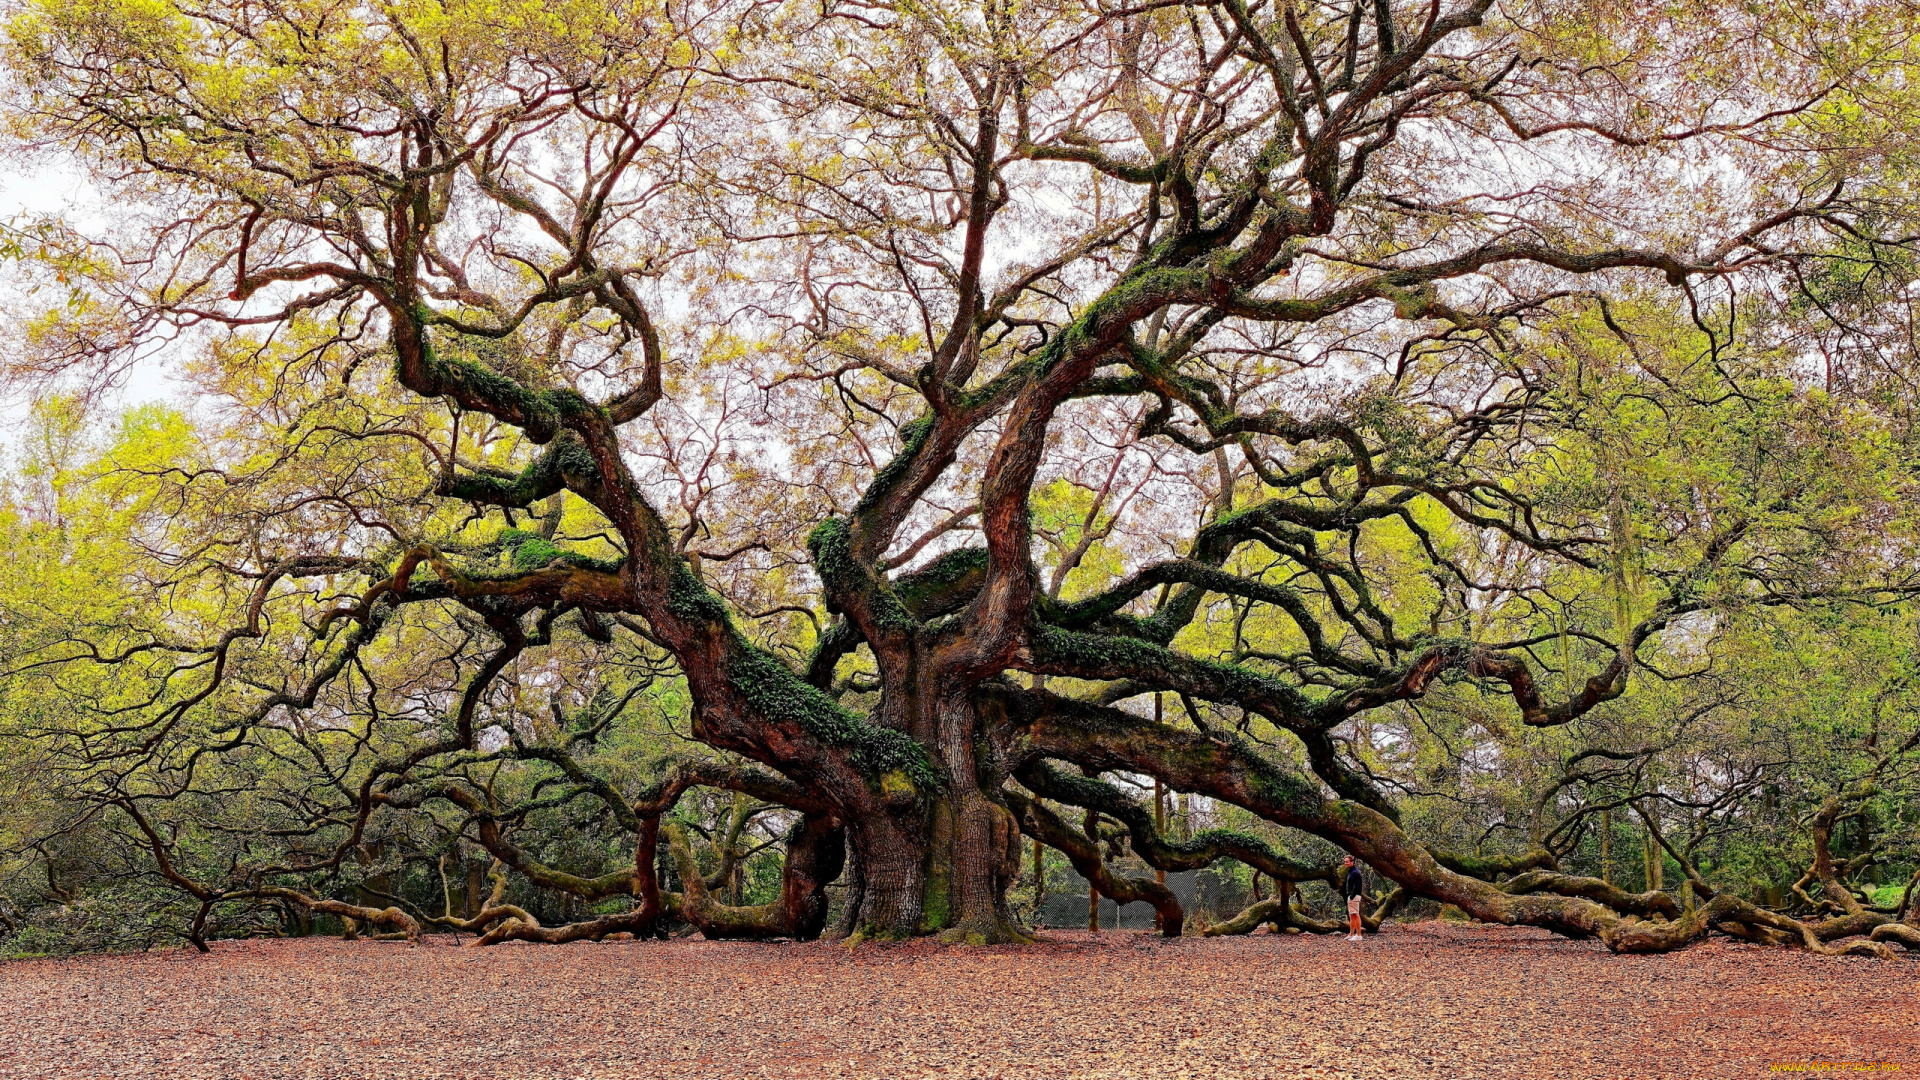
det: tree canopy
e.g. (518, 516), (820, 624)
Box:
(1, 0), (1919, 957)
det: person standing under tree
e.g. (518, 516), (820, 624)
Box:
(1342, 856), (1366, 942)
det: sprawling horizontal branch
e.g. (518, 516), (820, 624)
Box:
(418, 783), (639, 902)
(1046, 559), (1388, 678)
(1013, 761), (1335, 884)
(1207, 882), (1411, 937)
(241, 888), (421, 943)
(631, 759), (833, 820)
(1433, 849), (1561, 878)
(472, 905), (665, 947)
(1002, 788), (1182, 937)
(1204, 897), (1323, 936)
(1014, 630), (1393, 814)
(1497, 870), (1678, 920)
(1004, 686), (1698, 949)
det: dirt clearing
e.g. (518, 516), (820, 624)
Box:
(0, 923), (1912, 1079)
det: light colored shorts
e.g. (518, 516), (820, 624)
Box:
(1347, 896), (1362, 916)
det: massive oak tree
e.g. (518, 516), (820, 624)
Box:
(4, 0), (1919, 954)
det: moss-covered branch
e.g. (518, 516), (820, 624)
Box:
(1016, 631), (1394, 815)
(441, 431), (602, 509)
(1013, 761), (1337, 883)
(1002, 788), (1183, 937)
(1434, 849), (1560, 879)
(1046, 559), (1385, 679)
(1497, 870), (1679, 920)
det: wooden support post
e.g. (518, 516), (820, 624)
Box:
(1153, 694), (1167, 933)
(1085, 806), (1100, 932)
(1600, 809), (1613, 885)
(1032, 836), (1045, 925)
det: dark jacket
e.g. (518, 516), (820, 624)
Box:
(1341, 865), (1365, 899)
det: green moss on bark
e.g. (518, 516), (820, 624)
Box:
(416, 318), (611, 443)
(1248, 762), (1320, 812)
(667, 563), (732, 623)
(726, 646), (942, 791)
(852, 416), (935, 517)
(496, 529), (622, 574)
(808, 516), (921, 633)
(1032, 624), (1307, 714)
(444, 430), (600, 509)
(894, 547), (988, 615)
(920, 876), (951, 931)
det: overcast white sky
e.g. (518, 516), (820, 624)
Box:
(0, 163), (185, 465)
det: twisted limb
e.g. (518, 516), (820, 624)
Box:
(243, 889), (422, 943)
(1004, 789), (1180, 937)
(666, 815), (845, 941)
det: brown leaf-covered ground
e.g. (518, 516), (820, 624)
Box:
(0, 922), (1914, 1079)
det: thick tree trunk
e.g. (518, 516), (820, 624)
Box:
(933, 691), (1027, 942)
(844, 809), (930, 941)
(842, 685), (1029, 943)
(844, 793), (1027, 942)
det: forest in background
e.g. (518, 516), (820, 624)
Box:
(0, 0), (1916, 958)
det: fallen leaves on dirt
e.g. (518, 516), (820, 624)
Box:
(0, 922), (1913, 1079)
